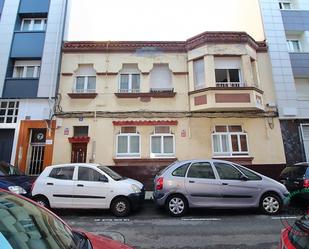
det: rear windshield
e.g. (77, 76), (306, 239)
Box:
(97, 165), (123, 181)
(156, 161), (178, 176)
(280, 166), (307, 179)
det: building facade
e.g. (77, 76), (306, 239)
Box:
(0, 0), (67, 174)
(259, 0), (309, 164)
(52, 32), (286, 178)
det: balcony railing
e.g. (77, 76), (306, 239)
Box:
(216, 82), (245, 88)
(73, 88), (96, 93)
(118, 88), (140, 93)
(150, 88), (174, 93)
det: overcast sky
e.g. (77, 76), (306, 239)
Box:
(67, 0), (265, 41)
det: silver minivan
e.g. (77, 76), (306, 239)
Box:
(153, 160), (290, 216)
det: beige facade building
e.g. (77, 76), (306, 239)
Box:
(52, 32), (286, 175)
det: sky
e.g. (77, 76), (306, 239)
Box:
(67, 0), (265, 42)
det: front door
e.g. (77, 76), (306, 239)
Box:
(185, 161), (222, 207)
(71, 143), (87, 163)
(0, 129), (15, 163)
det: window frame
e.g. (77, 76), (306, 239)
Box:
(116, 129), (141, 158)
(118, 73), (141, 93)
(213, 162), (244, 181)
(186, 161), (216, 179)
(212, 125), (249, 157)
(150, 126), (175, 158)
(21, 18), (47, 31)
(193, 58), (205, 90)
(13, 64), (41, 78)
(279, 1), (292, 10)
(287, 39), (302, 52)
(74, 75), (96, 93)
(48, 166), (75, 180)
(77, 166), (104, 182)
(215, 68), (243, 87)
(0, 101), (19, 124)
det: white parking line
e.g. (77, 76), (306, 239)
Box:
(94, 218), (131, 222)
(271, 216), (297, 220)
(181, 218), (221, 221)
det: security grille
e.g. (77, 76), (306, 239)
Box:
(28, 145), (45, 175)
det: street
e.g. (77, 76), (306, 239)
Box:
(56, 201), (307, 249)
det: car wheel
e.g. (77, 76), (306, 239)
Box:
(34, 196), (50, 209)
(260, 194), (282, 215)
(166, 195), (188, 217)
(111, 197), (131, 217)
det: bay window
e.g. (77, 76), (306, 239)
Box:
(151, 126), (175, 158)
(214, 57), (243, 87)
(212, 125), (249, 157)
(116, 127), (140, 158)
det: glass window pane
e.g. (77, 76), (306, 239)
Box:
(187, 162), (215, 179)
(37, 66), (41, 77)
(292, 41), (300, 52)
(121, 127), (136, 133)
(215, 69), (228, 82)
(213, 134), (220, 153)
(215, 126), (227, 132)
(49, 167), (74, 180)
(193, 59), (205, 87)
(78, 167), (102, 181)
(14, 67), (24, 78)
(228, 125), (242, 132)
(117, 136), (128, 153)
(163, 136), (173, 153)
(120, 74), (129, 91)
(87, 76), (96, 91)
(231, 135), (239, 152)
(229, 69), (240, 82)
(214, 162), (242, 180)
(151, 136), (161, 153)
(76, 77), (85, 92)
(240, 135), (248, 152)
(22, 20), (31, 31)
(26, 67), (35, 77)
(221, 134), (229, 152)
(172, 163), (190, 177)
(155, 126), (170, 134)
(130, 135), (139, 153)
(132, 74), (140, 91)
(33, 20), (42, 30)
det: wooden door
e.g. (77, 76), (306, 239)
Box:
(71, 143), (87, 163)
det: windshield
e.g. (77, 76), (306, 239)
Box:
(0, 162), (23, 176)
(97, 165), (123, 180)
(0, 192), (78, 249)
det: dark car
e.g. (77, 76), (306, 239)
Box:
(0, 161), (33, 197)
(279, 215), (309, 249)
(279, 162), (309, 204)
(0, 189), (133, 249)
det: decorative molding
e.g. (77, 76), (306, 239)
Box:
(188, 86), (264, 95)
(112, 120), (178, 126)
(62, 73), (73, 76)
(215, 93), (251, 103)
(67, 93), (98, 99)
(68, 136), (90, 144)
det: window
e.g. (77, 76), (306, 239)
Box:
(233, 164), (262, 180)
(151, 126), (175, 158)
(214, 162), (242, 180)
(13, 61), (41, 78)
(212, 125), (249, 157)
(187, 162), (215, 179)
(21, 18), (47, 31)
(193, 58), (205, 89)
(74, 64), (96, 93)
(78, 167), (103, 181)
(287, 40), (301, 52)
(150, 64), (173, 92)
(49, 167), (74, 180)
(279, 1), (292, 9)
(116, 127), (140, 158)
(73, 126), (88, 137)
(119, 64), (141, 93)
(172, 163), (190, 177)
(214, 57), (243, 87)
(0, 101), (19, 123)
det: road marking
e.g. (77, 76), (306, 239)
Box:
(181, 218), (221, 221)
(271, 216), (297, 220)
(94, 218), (131, 222)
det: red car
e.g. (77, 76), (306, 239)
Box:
(0, 189), (133, 249)
(279, 215), (309, 249)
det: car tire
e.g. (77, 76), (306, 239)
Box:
(34, 196), (50, 209)
(110, 197), (131, 217)
(260, 193), (282, 215)
(166, 194), (188, 217)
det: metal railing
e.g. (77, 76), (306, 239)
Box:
(216, 82), (245, 87)
(150, 88), (174, 92)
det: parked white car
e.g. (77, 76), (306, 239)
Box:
(31, 163), (145, 216)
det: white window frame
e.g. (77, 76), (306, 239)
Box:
(116, 132), (141, 158)
(0, 101), (19, 124)
(287, 40), (302, 52)
(13, 61), (41, 78)
(215, 68), (243, 87)
(74, 76), (96, 93)
(118, 73), (140, 93)
(150, 126), (175, 158)
(21, 18), (47, 31)
(193, 58), (205, 90)
(212, 126), (249, 157)
(279, 1), (292, 10)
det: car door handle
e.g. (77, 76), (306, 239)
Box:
(77, 184), (84, 187)
(189, 180), (195, 183)
(222, 183), (228, 185)
(46, 182), (54, 186)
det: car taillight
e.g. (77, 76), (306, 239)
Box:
(303, 179), (309, 188)
(156, 177), (163, 190)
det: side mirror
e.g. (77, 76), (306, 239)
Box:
(100, 175), (108, 182)
(240, 175), (249, 181)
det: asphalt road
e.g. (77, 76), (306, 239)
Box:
(57, 202), (308, 249)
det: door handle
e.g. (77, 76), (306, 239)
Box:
(77, 184), (84, 187)
(222, 183), (228, 185)
(46, 182), (54, 186)
(189, 180), (195, 183)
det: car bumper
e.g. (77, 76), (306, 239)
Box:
(128, 189), (145, 210)
(153, 191), (167, 207)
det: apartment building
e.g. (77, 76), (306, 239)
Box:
(0, 0), (67, 174)
(52, 32), (285, 174)
(259, 0), (309, 164)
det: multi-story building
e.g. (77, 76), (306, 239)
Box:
(52, 32), (285, 178)
(0, 0), (67, 174)
(259, 0), (309, 164)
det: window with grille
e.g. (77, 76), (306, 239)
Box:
(0, 101), (19, 123)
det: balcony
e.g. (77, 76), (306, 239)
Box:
(115, 88), (176, 98)
(289, 52), (309, 77)
(188, 86), (264, 112)
(19, 0), (50, 14)
(2, 78), (39, 98)
(67, 89), (97, 99)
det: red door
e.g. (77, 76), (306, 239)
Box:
(71, 143), (87, 163)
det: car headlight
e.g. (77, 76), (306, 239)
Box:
(8, 186), (27, 195)
(131, 184), (141, 193)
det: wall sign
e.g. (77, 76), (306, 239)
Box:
(181, 129), (186, 137)
(64, 128), (69, 136)
(46, 140), (53, 145)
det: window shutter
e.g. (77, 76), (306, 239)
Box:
(214, 57), (241, 69)
(75, 64), (96, 76)
(150, 64), (172, 90)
